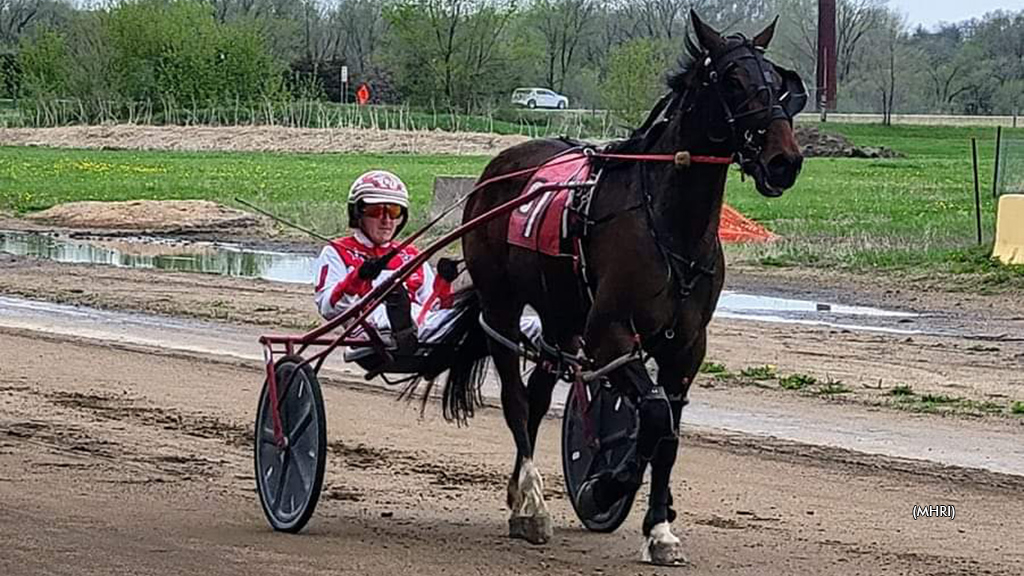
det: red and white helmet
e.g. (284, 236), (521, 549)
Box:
(347, 170), (410, 231)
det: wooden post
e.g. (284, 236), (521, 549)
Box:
(993, 126), (1002, 198)
(972, 138), (982, 245)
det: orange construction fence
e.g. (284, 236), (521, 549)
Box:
(719, 204), (776, 243)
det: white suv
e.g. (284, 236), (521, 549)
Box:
(511, 87), (569, 109)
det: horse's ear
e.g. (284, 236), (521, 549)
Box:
(753, 16), (779, 49)
(690, 10), (724, 52)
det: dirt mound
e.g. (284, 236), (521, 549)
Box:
(24, 200), (264, 232)
(0, 124), (530, 156)
(795, 124), (901, 158)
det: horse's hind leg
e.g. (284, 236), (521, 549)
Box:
(483, 304), (553, 544)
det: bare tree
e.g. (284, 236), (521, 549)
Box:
(336, 0), (388, 74)
(0, 0), (42, 46)
(390, 0), (517, 106)
(861, 11), (913, 124)
(772, 0), (884, 84)
(533, 0), (597, 92)
(835, 0), (882, 82)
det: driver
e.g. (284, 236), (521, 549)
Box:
(313, 170), (540, 352)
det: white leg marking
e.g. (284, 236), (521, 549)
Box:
(641, 521), (685, 566)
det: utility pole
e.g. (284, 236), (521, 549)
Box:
(817, 0), (838, 115)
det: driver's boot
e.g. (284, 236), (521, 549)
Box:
(384, 286), (418, 354)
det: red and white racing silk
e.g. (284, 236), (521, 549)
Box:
(314, 230), (542, 346)
(313, 230), (456, 341)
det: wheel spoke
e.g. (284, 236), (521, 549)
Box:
(272, 452), (291, 513)
(287, 403), (314, 446)
(291, 453), (310, 491)
(259, 422), (277, 446)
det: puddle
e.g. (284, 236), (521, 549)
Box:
(716, 290), (921, 335)
(3, 229), (928, 334)
(0, 293), (1020, 478)
(0, 230), (315, 284)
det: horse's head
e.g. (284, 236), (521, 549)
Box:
(685, 11), (807, 197)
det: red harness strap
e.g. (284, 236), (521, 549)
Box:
(591, 151), (734, 166)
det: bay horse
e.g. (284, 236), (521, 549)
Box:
(437, 11), (806, 565)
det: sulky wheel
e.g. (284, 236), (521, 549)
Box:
(561, 381), (638, 533)
(255, 355), (327, 533)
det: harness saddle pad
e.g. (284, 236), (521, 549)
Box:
(507, 153), (592, 256)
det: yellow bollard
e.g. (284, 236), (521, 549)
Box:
(993, 194), (1024, 265)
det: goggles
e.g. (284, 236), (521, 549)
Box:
(363, 203), (403, 219)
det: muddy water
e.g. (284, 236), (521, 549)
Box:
(0, 230), (315, 284)
(3, 229), (930, 336)
(1, 295), (1021, 478)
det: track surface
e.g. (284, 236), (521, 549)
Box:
(2, 329), (1023, 576)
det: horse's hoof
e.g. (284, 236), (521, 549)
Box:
(508, 514), (553, 544)
(643, 539), (687, 566)
(641, 522), (687, 566)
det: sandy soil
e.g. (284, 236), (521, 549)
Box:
(2, 328), (1022, 576)
(0, 124), (531, 156)
(24, 199), (272, 234)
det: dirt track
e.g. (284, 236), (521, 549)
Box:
(2, 327), (1023, 576)
(1, 250), (1023, 574)
(0, 124), (529, 156)
(2, 125), (1023, 572)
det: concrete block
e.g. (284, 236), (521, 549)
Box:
(993, 194), (1024, 265)
(431, 175), (478, 230)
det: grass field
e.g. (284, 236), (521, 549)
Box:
(725, 123), (1024, 284)
(0, 149), (487, 237)
(1, 122), (1023, 284)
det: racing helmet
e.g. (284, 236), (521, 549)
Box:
(347, 170), (410, 234)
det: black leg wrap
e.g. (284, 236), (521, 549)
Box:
(638, 385), (677, 461)
(639, 393), (683, 536)
(384, 286), (417, 353)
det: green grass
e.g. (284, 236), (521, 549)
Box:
(1011, 401), (1024, 415)
(0, 148), (491, 237)
(889, 384), (915, 396)
(778, 373), (817, 390)
(739, 365), (777, 380)
(889, 392), (1011, 416)
(726, 122), (1024, 281)
(3, 121), (1024, 283)
(815, 377), (851, 395)
(699, 361), (728, 374)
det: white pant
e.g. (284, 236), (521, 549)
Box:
(359, 304), (542, 347)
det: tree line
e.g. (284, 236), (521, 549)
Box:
(1, 0), (1022, 126)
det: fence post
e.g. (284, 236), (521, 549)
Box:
(972, 137), (982, 245)
(993, 126), (1002, 198)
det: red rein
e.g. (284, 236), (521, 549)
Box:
(382, 148), (733, 258)
(592, 151), (734, 167)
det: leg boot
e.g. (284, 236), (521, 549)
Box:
(384, 286), (418, 354)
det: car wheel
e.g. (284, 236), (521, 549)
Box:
(558, 101), (566, 109)
(527, 100), (536, 109)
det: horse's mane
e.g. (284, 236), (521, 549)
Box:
(605, 36), (704, 153)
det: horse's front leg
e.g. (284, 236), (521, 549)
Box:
(641, 329), (706, 566)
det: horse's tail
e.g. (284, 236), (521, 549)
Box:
(409, 290), (490, 424)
